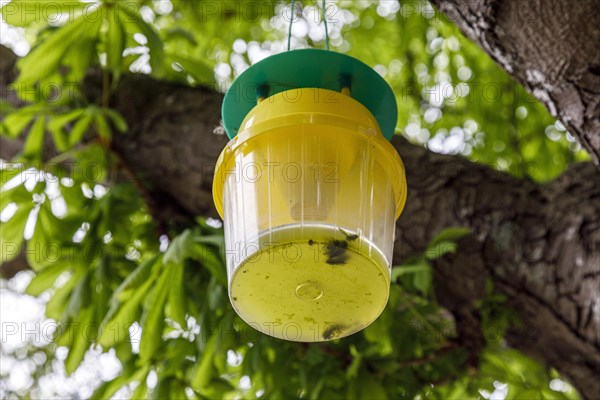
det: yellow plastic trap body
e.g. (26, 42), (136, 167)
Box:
(213, 50), (407, 342)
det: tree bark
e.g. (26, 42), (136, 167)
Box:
(2, 1), (600, 395)
(400, 146), (600, 398)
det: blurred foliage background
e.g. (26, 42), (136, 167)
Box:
(0, 0), (586, 399)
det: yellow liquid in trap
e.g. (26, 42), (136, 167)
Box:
(229, 225), (390, 342)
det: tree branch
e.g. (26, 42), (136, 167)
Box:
(430, 0), (600, 165)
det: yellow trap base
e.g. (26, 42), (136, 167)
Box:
(229, 225), (390, 342)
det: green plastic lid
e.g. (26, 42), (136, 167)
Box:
(222, 49), (398, 140)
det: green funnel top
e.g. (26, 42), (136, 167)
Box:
(221, 49), (398, 140)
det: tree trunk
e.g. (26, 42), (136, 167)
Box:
(1, 0), (599, 396)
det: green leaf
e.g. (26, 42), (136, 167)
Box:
(167, 263), (187, 327)
(428, 227), (471, 247)
(64, 306), (94, 375)
(0, 167), (25, 194)
(346, 345), (362, 379)
(168, 53), (216, 85)
(27, 202), (72, 271)
(164, 27), (198, 46)
(113, 338), (133, 365)
(391, 263), (430, 281)
(149, 377), (179, 400)
(117, 3), (165, 77)
(1, 0), (88, 27)
(68, 113), (93, 147)
(61, 32), (98, 86)
(54, 319), (76, 348)
(392, 259), (432, 295)
(424, 227), (470, 260)
(206, 277), (227, 311)
(106, 10), (126, 83)
(191, 243), (227, 286)
(412, 265), (432, 295)
(2, 106), (37, 138)
(48, 110), (85, 132)
(129, 379), (148, 399)
(103, 109), (128, 133)
(112, 255), (160, 302)
(191, 330), (218, 391)
(362, 308), (393, 355)
(63, 270), (92, 322)
(93, 113), (112, 140)
(26, 262), (70, 296)
(98, 257), (161, 348)
(199, 378), (235, 399)
(139, 266), (170, 361)
(425, 241), (458, 260)
(15, 15), (98, 88)
(0, 183), (31, 212)
(90, 362), (149, 400)
(507, 388), (543, 400)
(192, 234), (225, 247)
(97, 284), (146, 349)
(164, 229), (193, 265)
(359, 374), (388, 400)
(46, 267), (85, 320)
(47, 109), (85, 151)
(0, 203), (34, 263)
